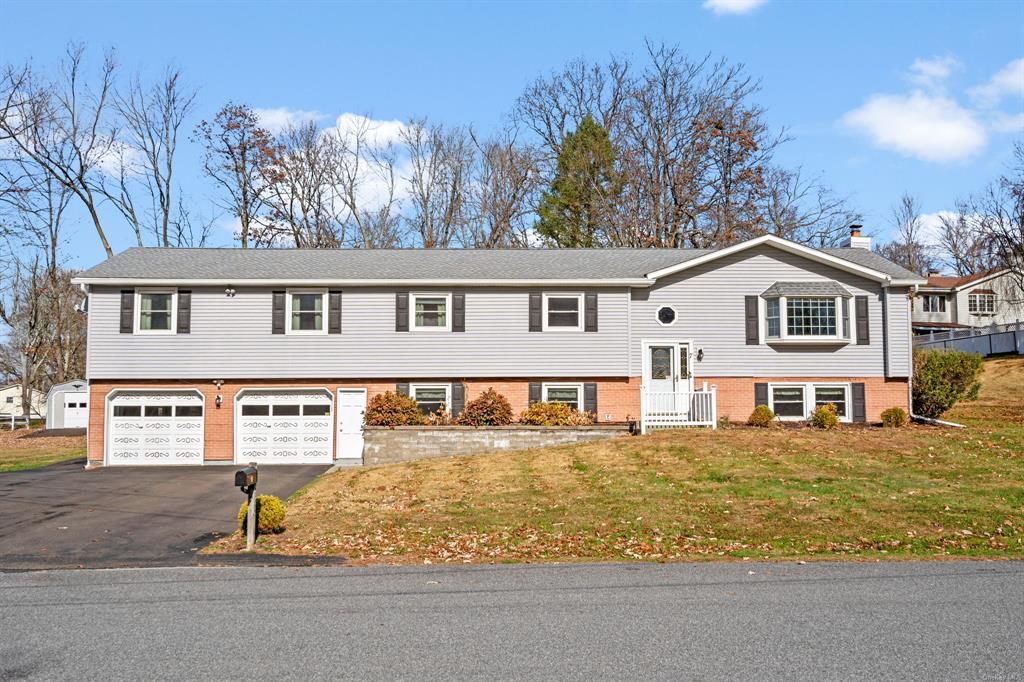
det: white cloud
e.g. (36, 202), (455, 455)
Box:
(990, 112), (1024, 134)
(918, 211), (955, 246)
(969, 58), (1024, 108)
(253, 107), (325, 134)
(702, 0), (766, 15)
(92, 139), (146, 177)
(906, 56), (960, 91)
(328, 113), (407, 149)
(840, 91), (986, 163)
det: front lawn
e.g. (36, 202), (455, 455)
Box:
(209, 357), (1024, 563)
(0, 429), (86, 472)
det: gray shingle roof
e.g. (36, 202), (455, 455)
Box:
(76, 244), (923, 282)
(761, 281), (853, 298)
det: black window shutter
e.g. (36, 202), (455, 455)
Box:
(855, 296), (870, 345)
(852, 383), (866, 423)
(583, 383), (597, 414)
(528, 292), (542, 332)
(584, 292), (598, 332)
(528, 382), (541, 404)
(452, 293), (465, 332)
(744, 295), (759, 345)
(119, 290), (134, 334)
(396, 292), (409, 332)
(271, 291), (286, 334)
(754, 383), (769, 407)
(396, 382), (409, 396)
(451, 382), (465, 416)
(176, 290), (191, 334)
(328, 290), (342, 334)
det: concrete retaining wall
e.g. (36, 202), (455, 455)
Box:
(362, 425), (630, 466)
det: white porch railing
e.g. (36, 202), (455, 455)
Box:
(640, 384), (717, 434)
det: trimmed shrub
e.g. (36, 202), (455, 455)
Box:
(456, 388), (514, 426)
(518, 401), (595, 426)
(912, 349), (984, 419)
(364, 391), (426, 426)
(238, 495), (286, 534)
(809, 402), (839, 429)
(881, 406), (909, 428)
(747, 404), (775, 428)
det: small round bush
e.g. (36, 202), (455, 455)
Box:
(747, 404), (775, 427)
(238, 495), (286, 534)
(881, 406), (909, 428)
(457, 388), (514, 426)
(518, 401), (595, 426)
(809, 403), (839, 430)
(364, 391), (426, 426)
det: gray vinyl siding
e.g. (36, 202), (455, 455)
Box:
(629, 245), (892, 377)
(86, 286), (630, 379)
(885, 287), (912, 377)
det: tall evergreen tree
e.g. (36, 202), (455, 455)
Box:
(535, 115), (622, 246)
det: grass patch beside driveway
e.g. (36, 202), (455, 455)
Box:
(208, 357), (1024, 564)
(0, 429), (85, 472)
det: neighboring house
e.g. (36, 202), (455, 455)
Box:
(912, 269), (1024, 335)
(73, 231), (925, 467)
(0, 384), (47, 418)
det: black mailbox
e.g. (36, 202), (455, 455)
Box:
(235, 465), (258, 490)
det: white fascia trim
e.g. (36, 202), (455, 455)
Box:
(644, 234), (891, 283)
(71, 277), (655, 288)
(885, 279), (928, 287)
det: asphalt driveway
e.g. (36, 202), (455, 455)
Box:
(0, 460), (328, 570)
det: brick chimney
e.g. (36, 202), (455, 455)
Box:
(841, 224), (871, 249)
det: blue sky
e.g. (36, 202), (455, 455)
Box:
(3, 0), (1022, 269)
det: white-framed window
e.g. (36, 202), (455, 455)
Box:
(762, 295), (851, 343)
(287, 289), (327, 335)
(542, 382), (584, 411)
(922, 295), (946, 313)
(768, 382), (851, 422)
(543, 293), (583, 331)
(968, 293), (995, 315)
(410, 383), (450, 415)
(135, 289), (177, 334)
(656, 306), (677, 326)
(410, 293), (451, 331)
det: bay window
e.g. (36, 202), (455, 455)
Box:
(761, 293), (853, 343)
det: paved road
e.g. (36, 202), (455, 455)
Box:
(1, 560), (1020, 680)
(0, 461), (328, 570)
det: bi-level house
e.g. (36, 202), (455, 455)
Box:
(74, 231), (925, 467)
(911, 268), (1024, 334)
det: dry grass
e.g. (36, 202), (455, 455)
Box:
(210, 357), (1024, 564)
(0, 429), (86, 472)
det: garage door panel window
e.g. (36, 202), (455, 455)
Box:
(113, 405), (142, 417)
(144, 405), (173, 418)
(272, 404), (301, 416)
(241, 404), (270, 416)
(303, 404), (331, 416)
(176, 404), (203, 417)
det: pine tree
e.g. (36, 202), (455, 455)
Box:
(535, 115), (622, 246)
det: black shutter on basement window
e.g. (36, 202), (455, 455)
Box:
(528, 382), (541, 404)
(855, 296), (870, 345)
(754, 383), (769, 407)
(328, 290), (342, 334)
(583, 383), (597, 414)
(119, 290), (134, 334)
(852, 383), (866, 423)
(452, 292), (465, 332)
(396, 382), (410, 396)
(395, 292), (409, 332)
(528, 292), (542, 332)
(744, 295), (759, 345)
(451, 382), (465, 416)
(584, 292), (598, 332)
(176, 290), (191, 334)
(271, 290), (286, 334)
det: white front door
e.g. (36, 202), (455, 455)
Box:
(63, 392), (88, 428)
(648, 345), (677, 393)
(644, 342), (694, 415)
(336, 389), (367, 460)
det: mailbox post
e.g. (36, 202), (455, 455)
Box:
(234, 463), (259, 551)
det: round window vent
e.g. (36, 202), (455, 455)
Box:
(657, 306), (676, 325)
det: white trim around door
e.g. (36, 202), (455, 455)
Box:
(640, 339), (695, 393)
(336, 388), (367, 460)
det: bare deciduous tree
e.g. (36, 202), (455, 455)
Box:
(401, 119), (473, 248)
(102, 68), (197, 246)
(762, 167), (861, 247)
(875, 193), (938, 275)
(464, 130), (540, 248)
(333, 115), (404, 248)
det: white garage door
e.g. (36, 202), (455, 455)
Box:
(107, 391), (205, 465)
(235, 389), (334, 464)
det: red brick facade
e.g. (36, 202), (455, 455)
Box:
(87, 375), (908, 465)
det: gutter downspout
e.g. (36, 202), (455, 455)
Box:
(905, 284), (966, 428)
